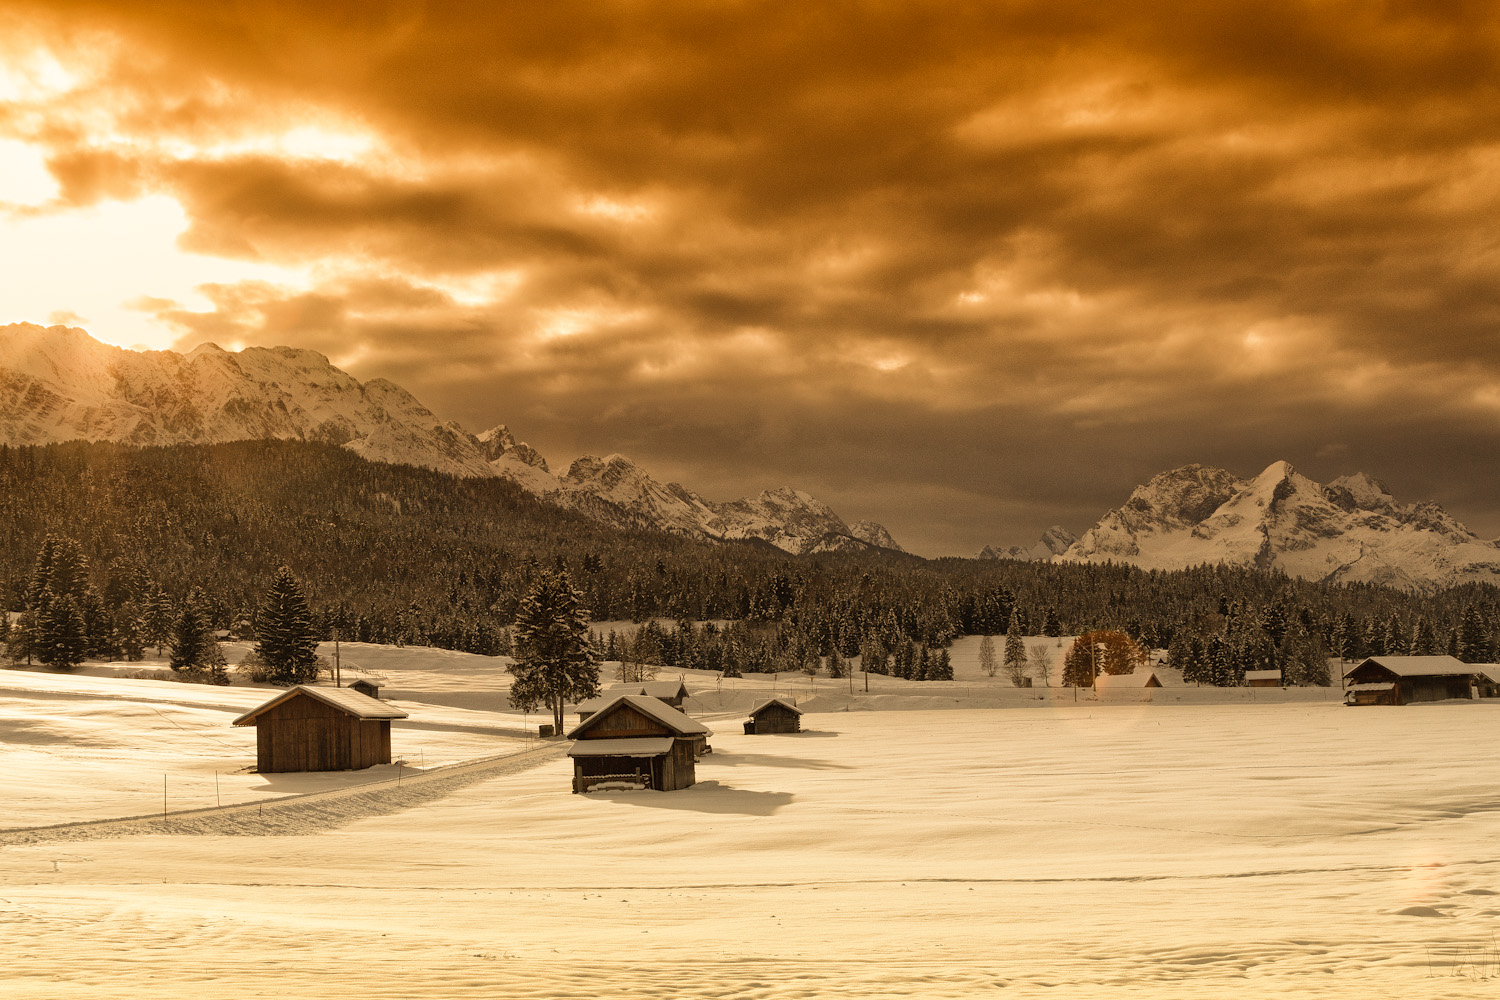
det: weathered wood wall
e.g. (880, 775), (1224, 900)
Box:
(253, 693), (393, 772)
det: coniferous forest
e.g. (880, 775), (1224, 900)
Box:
(0, 439), (1496, 681)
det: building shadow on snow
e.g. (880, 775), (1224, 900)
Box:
(707, 750), (853, 771)
(593, 780), (794, 816)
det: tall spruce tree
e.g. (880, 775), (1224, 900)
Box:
(1003, 610), (1027, 683)
(255, 567), (320, 686)
(36, 593), (87, 670)
(1456, 605), (1491, 663)
(507, 570), (601, 735)
(169, 593), (213, 672)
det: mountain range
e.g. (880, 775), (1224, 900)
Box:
(0, 324), (902, 556)
(992, 461), (1500, 592)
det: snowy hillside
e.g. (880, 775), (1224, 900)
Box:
(1061, 460), (1500, 590)
(0, 324), (900, 555)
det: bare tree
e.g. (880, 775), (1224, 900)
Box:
(1028, 642), (1053, 687)
(977, 635), (998, 677)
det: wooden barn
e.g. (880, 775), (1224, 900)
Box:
(1094, 670), (1163, 689)
(233, 686), (408, 773)
(1342, 656), (1478, 706)
(744, 697), (802, 734)
(1244, 669), (1282, 688)
(566, 695), (712, 793)
(576, 679), (693, 721)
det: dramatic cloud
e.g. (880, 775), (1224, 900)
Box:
(3, 1), (1500, 553)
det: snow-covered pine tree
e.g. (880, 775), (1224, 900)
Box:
(1042, 606), (1062, 637)
(143, 585), (175, 656)
(1280, 624), (1330, 686)
(1409, 615), (1438, 656)
(1381, 611), (1408, 657)
(507, 570), (601, 735)
(255, 567), (320, 686)
(930, 647), (953, 681)
(1003, 611), (1027, 684)
(36, 593), (87, 670)
(169, 594), (213, 672)
(1456, 605), (1491, 663)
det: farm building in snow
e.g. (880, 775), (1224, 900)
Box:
(744, 697), (802, 734)
(566, 694), (712, 793)
(346, 678), (381, 699)
(1094, 670), (1163, 689)
(233, 686), (408, 773)
(576, 679), (692, 721)
(1342, 656), (1480, 706)
(1244, 670), (1282, 687)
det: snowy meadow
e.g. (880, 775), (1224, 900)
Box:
(1, 643), (1498, 998)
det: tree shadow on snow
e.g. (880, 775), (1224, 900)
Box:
(593, 780), (794, 816)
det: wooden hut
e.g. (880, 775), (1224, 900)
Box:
(566, 695), (712, 793)
(578, 679), (693, 721)
(1244, 669), (1282, 688)
(233, 686), (408, 773)
(1341, 656), (1478, 706)
(1094, 670), (1163, 689)
(346, 678), (381, 699)
(744, 697), (802, 734)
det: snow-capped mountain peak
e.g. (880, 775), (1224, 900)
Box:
(0, 323), (903, 557)
(1061, 460), (1500, 591)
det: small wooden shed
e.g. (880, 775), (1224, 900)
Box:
(1342, 655), (1477, 705)
(346, 678), (381, 699)
(1244, 669), (1283, 688)
(566, 695), (712, 793)
(233, 686), (408, 773)
(744, 696), (802, 734)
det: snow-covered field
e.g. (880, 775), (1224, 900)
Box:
(2, 645), (1498, 997)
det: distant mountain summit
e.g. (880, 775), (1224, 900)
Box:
(0, 323), (902, 556)
(977, 525), (1077, 562)
(1060, 460), (1500, 591)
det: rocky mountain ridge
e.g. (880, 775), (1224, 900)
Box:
(1057, 460), (1500, 591)
(0, 323), (903, 556)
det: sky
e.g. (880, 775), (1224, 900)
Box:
(2, 2), (1499, 557)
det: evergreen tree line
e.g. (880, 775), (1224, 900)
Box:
(0, 441), (1496, 672)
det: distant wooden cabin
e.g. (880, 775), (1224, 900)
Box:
(1342, 656), (1478, 706)
(1094, 670), (1163, 689)
(566, 695), (712, 793)
(1244, 669), (1283, 688)
(233, 686), (408, 773)
(744, 697), (802, 734)
(577, 680), (692, 721)
(1475, 667), (1500, 699)
(346, 679), (381, 699)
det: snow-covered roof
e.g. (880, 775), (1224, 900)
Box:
(1344, 655), (1473, 678)
(1243, 670), (1282, 681)
(566, 694), (712, 739)
(567, 737), (675, 758)
(748, 696), (802, 717)
(231, 685), (409, 726)
(1094, 671), (1161, 688)
(1473, 665), (1500, 684)
(607, 680), (690, 700)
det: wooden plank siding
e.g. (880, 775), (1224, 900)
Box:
(253, 694), (394, 773)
